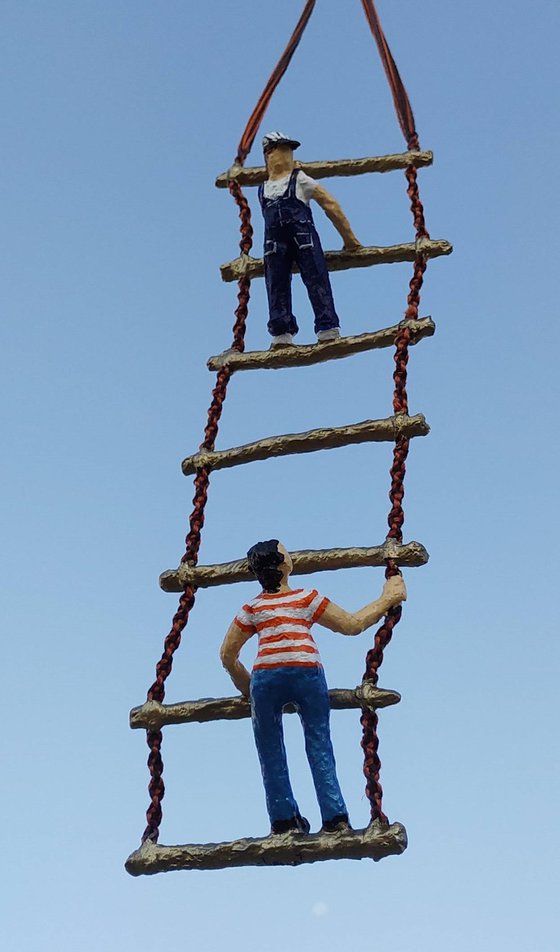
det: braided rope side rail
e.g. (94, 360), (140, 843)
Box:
(359, 0), (431, 825)
(141, 1), (316, 845)
(142, 191), (253, 844)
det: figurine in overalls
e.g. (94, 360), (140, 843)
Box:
(220, 539), (407, 835)
(259, 132), (362, 348)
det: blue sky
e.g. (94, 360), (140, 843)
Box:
(1, 1), (559, 950)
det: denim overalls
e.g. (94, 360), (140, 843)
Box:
(259, 169), (340, 337)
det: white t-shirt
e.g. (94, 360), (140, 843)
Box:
(263, 170), (317, 205)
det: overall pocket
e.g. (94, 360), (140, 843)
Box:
(294, 230), (314, 250)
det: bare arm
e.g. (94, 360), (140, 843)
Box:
(317, 576), (407, 636)
(219, 620), (254, 697)
(312, 183), (362, 250)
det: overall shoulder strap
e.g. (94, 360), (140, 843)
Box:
(287, 168), (300, 197)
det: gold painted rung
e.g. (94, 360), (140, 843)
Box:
(125, 819), (407, 874)
(215, 149), (433, 188)
(220, 238), (453, 283)
(208, 317), (435, 372)
(182, 414), (429, 476)
(130, 684), (401, 730)
(160, 541), (429, 592)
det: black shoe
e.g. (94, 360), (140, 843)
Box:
(295, 812), (311, 834)
(321, 813), (351, 833)
(271, 814), (310, 835)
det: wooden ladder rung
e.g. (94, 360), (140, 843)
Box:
(182, 413), (429, 476)
(207, 317), (435, 372)
(160, 541), (428, 592)
(130, 684), (401, 730)
(220, 238), (453, 283)
(215, 149), (433, 188)
(125, 819), (407, 874)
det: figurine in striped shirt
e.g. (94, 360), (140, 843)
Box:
(220, 540), (406, 836)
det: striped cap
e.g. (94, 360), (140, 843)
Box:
(262, 131), (301, 154)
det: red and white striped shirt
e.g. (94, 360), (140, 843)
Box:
(235, 588), (330, 670)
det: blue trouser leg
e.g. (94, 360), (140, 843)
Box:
(264, 237), (299, 337)
(251, 666), (347, 826)
(291, 667), (348, 823)
(250, 669), (300, 824)
(295, 228), (340, 334)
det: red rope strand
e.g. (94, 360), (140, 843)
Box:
(142, 187), (254, 843)
(360, 0), (419, 151)
(140, 0), (431, 842)
(235, 0), (317, 165)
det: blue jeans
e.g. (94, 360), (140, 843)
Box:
(250, 666), (347, 825)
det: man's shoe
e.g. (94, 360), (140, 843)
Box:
(271, 814), (310, 835)
(271, 818), (296, 834)
(316, 328), (341, 343)
(270, 333), (295, 349)
(321, 813), (351, 833)
(295, 812), (311, 834)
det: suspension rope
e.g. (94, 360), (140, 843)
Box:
(235, 0), (316, 165)
(141, 0), (317, 844)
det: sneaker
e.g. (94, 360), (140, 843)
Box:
(270, 333), (295, 349)
(271, 813), (310, 835)
(316, 328), (341, 343)
(321, 813), (351, 834)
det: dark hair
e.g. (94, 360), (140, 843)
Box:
(247, 539), (284, 593)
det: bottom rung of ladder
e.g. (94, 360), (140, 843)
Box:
(125, 819), (407, 874)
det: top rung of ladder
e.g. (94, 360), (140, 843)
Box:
(215, 150), (433, 188)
